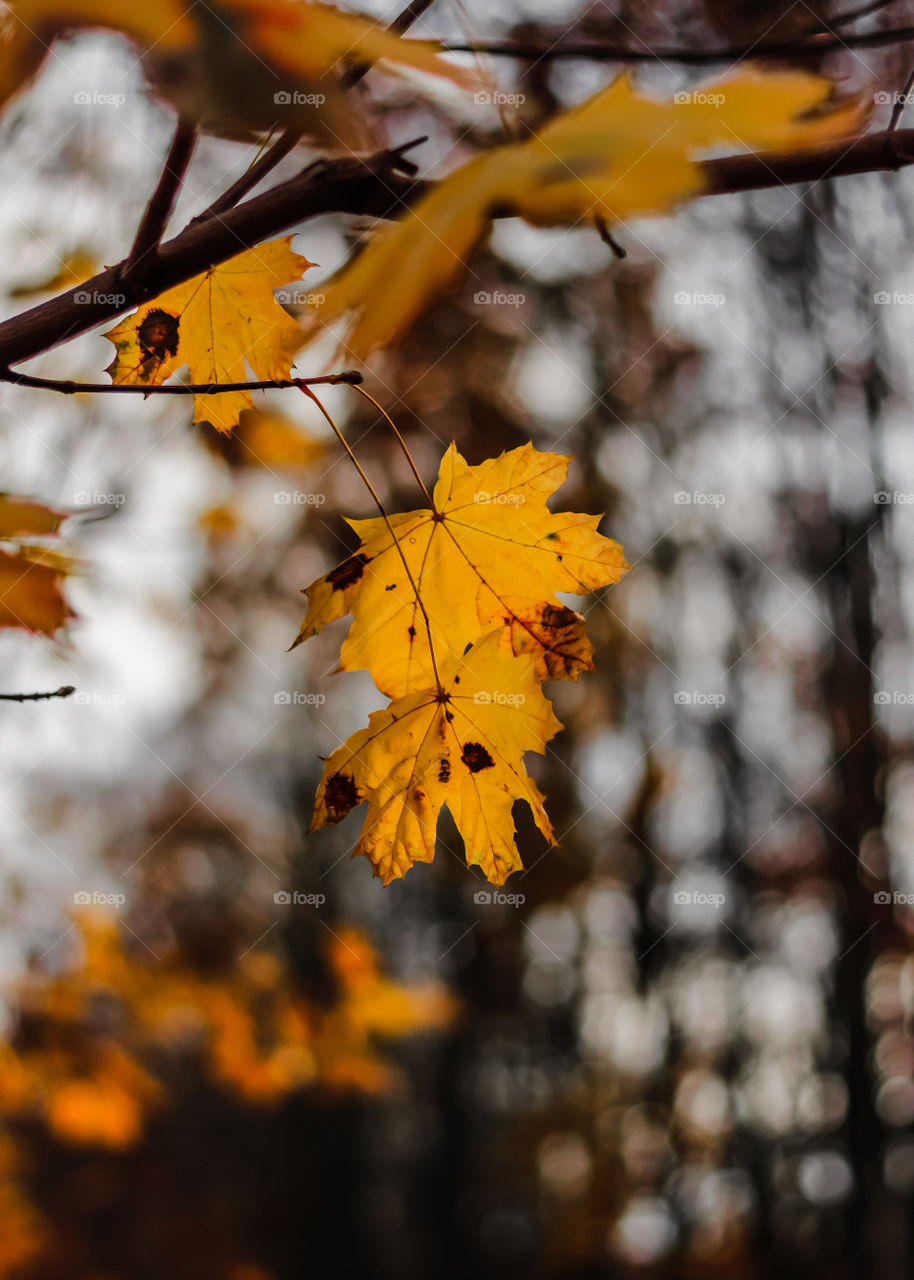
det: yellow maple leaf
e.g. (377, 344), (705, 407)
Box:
(311, 630), (560, 886)
(226, 0), (474, 88)
(295, 441), (629, 697)
(0, 495), (67, 539)
(0, 546), (73, 635)
(304, 68), (863, 356)
(235, 408), (326, 467)
(1, 1), (473, 139)
(104, 237), (314, 434)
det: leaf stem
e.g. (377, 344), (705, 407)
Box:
(301, 387), (444, 695)
(349, 384), (436, 510)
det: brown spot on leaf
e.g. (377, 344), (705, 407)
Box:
(541, 602), (575, 627)
(327, 553), (370, 592)
(137, 308), (179, 365)
(438, 756), (451, 784)
(407, 625), (416, 638)
(461, 742), (494, 773)
(323, 771), (361, 820)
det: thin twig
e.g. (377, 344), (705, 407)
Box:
(350, 383), (437, 508)
(0, 686), (75, 703)
(0, 370), (363, 395)
(123, 119), (197, 280)
(595, 215), (627, 259)
(203, 130), (303, 219)
(435, 24), (914, 63)
(889, 63), (914, 130)
(301, 386), (445, 694)
(340, 0), (439, 87)
(823, 0), (901, 27)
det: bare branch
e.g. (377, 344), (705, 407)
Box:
(434, 24), (914, 64)
(0, 686), (76, 703)
(1, 130), (914, 373)
(0, 148), (419, 370)
(0, 370), (363, 395)
(124, 118), (198, 282)
(889, 63), (914, 130)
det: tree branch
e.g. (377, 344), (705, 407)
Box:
(825, 0), (902, 26)
(0, 149), (420, 370)
(0, 370), (362, 395)
(0, 686), (75, 703)
(435, 24), (914, 63)
(1, 129), (913, 372)
(123, 118), (197, 283)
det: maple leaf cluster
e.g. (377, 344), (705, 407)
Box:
(296, 442), (630, 887)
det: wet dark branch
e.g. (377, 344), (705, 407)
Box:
(1, 130), (913, 373)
